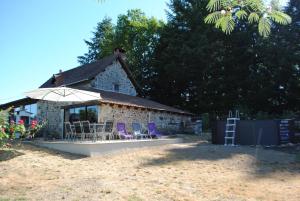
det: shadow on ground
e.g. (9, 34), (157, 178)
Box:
(142, 141), (300, 176)
(0, 149), (24, 162)
(27, 142), (87, 160)
(3, 142), (86, 161)
(265, 144), (300, 163)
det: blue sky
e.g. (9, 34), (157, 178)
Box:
(0, 0), (168, 104)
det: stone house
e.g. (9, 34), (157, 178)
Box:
(1, 50), (193, 137)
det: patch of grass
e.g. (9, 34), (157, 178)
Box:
(127, 194), (143, 201)
(0, 198), (10, 201)
(14, 198), (27, 201)
(0, 198), (26, 201)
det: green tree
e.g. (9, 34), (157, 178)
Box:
(113, 10), (164, 90)
(150, 0), (300, 117)
(80, 1), (300, 118)
(151, 0), (255, 115)
(78, 10), (164, 92)
(78, 17), (114, 64)
(246, 0), (300, 114)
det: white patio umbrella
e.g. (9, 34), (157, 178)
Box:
(24, 87), (101, 102)
(24, 87), (102, 139)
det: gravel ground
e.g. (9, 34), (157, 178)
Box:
(0, 137), (299, 201)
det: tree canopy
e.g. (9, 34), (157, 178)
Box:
(150, 0), (300, 117)
(79, 0), (300, 119)
(78, 9), (164, 91)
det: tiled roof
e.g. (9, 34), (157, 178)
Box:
(0, 98), (37, 110)
(71, 87), (192, 115)
(40, 54), (140, 93)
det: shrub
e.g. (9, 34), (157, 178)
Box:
(0, 108), (47, 147)
(26, 120), (47, 139)
(0, 108), (10, 147)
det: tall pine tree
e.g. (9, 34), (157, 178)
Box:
(150, 0), (300, 117)
(78, 18), (114, 64)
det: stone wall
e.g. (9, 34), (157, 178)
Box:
(37, 101), (72, 138)
(99, 104), (191, 134)
(37, 101), (192, 137)
(91, 61), (137, 96)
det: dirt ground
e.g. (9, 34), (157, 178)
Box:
(0, 136), (300, 201)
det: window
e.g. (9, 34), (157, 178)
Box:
(87, 106), (98, 123)
(113, 84), (120, 92)
(65, 105), (99, 123)
(68, 107), (85, 123)
(25, 104), (37, 118)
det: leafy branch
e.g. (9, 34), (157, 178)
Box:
(204, 0), (292, 37)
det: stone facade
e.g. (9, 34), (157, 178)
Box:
(99, 104), (191, 134)
(37, 101), (72, 138)
(36, 60), (192, 137)
(91, 61), (137, 96)
(38, 100), (191, 138)
(36, 60), (137, 136)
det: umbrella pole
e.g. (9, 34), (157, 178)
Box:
(148, 112), (151, 123)
(43, 101), (49, 140)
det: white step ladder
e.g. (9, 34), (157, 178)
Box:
(224, 111), (240, 146)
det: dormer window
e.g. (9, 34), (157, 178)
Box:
(113, 83), (120, 92)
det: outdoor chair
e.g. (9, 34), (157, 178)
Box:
(64, 122), (75, 140)
(147, 122), (162, 138)
(93, 123), (105, 140)
(102, 120), (115, 140)
(132, 122), (149, 139)
(81, 121), (95, 141)
(73, 121), (85, 140)
(117, 122), (133, 140)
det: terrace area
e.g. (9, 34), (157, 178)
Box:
(33, 137), (183, 156)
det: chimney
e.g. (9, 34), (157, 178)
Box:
(114, 47), (126, 61)
(51, 69), (64, 86)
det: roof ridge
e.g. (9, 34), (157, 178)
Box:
(57, 54), (117, 75)
(39, 54), (118, 88)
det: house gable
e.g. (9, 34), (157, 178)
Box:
(39, 54), (141, 96)
(91, 61), (137, 96)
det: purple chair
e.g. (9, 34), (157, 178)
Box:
(148, 122), (162, 138)
(117, 123), (133, 140)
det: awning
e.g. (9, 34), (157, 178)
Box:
(0, 98), (38, 110)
